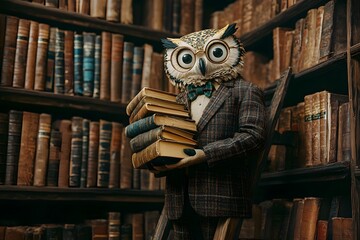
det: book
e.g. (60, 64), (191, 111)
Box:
(13, 19), (30, 88)
(126, 87), (177, 116)
(83, 32), (95, 97)
(302, 9), (317, 70)
(172, 0), (181, 33)
(300, 197), (321, 240)
(24, 21), (39, 90)
(194, 0), (203, 32)
(1, 16), (19, 87)
(130, 126), (196, 152)
(69, 116), (83, 187)
(273, 27), (292, 80)
(313, 6), (325, 65)
(106, 0), (121, 22)
(90, 0), (107, 19)
(87, 121), (99, 188)
(291, 18), (304, 73)
(109, 122), (122, 188)
(78, 0), (90, 14)
(131, 47), (144, 99)
(33, 113), (52, 187)
(316, 220), (328, 240)
(120, 131), (132, 189)
(58, 120), (72, 187)
(45, 0), (59, 7)
(0, 113), (8, 185)
(90, 219), (108, 240)
(149, 52), (164, 90)
(17, 112), (39, 186)
(131, 139), (195, 169)
(64, 30), (74, 95)
(180, 0), (194, 34)
(141, 44), (154, 89)
(108, 212), (121, 240)
(121, 42), (134, 104)
(125, 114), (196, 138)
(100, 31), (111, 100)
(304, 94), (313, 166)
(74, 33), (84, 95)
(110, 34), (124, 102)
(54, 28), (65, 94)
(46, 27), (56, 92)
(338, 102), (351, 162)
(47, 130), (62, 186)
(97, 120), (112, 187)
(34, 23), (50, 91)
(93, 35), (101, 98)
(80, 119), (90, 188)
(120, 0), (133, 24)
(311, 92), (321, 165)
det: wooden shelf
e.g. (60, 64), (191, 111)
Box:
(0, 0), (180, 50)
(0, 87), (128, 123)
(259, 161), (350, 187)
(0, 186), (164, 203)
(240, 0), (329, 50)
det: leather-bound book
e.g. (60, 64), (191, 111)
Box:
(64, 30), (74, 95)
(121, 42), (134, 104)
(17, 112), (39, 186)
(0, 113), (8, 185)
(93, 35), (101, 98)
(291, 18), (304, 73)
(69, 116), (83, 187)
(1, 16), (19, 87)
(45, 27), (56, 92)
(172, 0), (181, 33)
(100, 32), (111, 101)
(78, 0), (90, 14)
(47, 130), (62, 186)
(44, 225), (63, 240)
(313, 6), (325, 65)
(292, 198), (304, 240)
(110, 34), (124, 102)
(332, 0), (347, 55)
(74, 33), (84, 95)
(304, 95), (313, 166)
(163, 0), (173, 33)
(32, 226), (45, 240)
(311, 92), (321, 165)
(132, 213), (144, 240)
(54, 28), (65, 94)
(5, 110), (23, 185)
(90, 0), (107, 19)
(284, 31), (294, 72)
(58, 120), (72, 187)
(45, 0), (59, 7)
(0, 15), (6, 76)
(24, 21), (39, 90)
(80, 119), (89, 188)
(133, 168), (140, 189)
(68, 0), (76, 11)
(149, 52), (164, 90)
(109, 122), (122, 188)
(300, 197), (320, 240)
(59, 0), (67, 9)
(83, 33), (95, 97)
(131, 46), (144, 99)
(106, 0), (121, 22)
(319, 91), (328, 164)
(34, 23), (50, 91)
(97, 120), (112, 187)
(108, 212), (121, 240)
(33, 113), (52, 186)
(194, 0), (203, 31)
(13, 19), (30, 88)
(273, 27), (291, 80)
(4, 227), (27, 240)
(342, 218), (353, 240)
(151, 0), (164, 30)
(86, 121), (99, 187)
(180, 0), (194, 34)
(149, 171), (160, 190)
(140, 44), (153, 89)
(332, 217), (342, 240)
(319, 0), (335, 61)
(63, 224), (76, 240)
(120, 0), (133, 24)
(316, 220), (328, 240)
(91, 219), (108, 240)
(120, 131), (132, 189)
(140, 169), (150, 190)
(302, 9), (317, 70)
(338, 102), (351, 162)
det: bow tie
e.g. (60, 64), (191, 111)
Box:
(187, 82), (214, 101)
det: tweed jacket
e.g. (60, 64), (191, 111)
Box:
(164, 77), (266, 220)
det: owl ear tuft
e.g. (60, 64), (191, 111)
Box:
(220, 23), (237, 39)
(161, 38), (179, 49)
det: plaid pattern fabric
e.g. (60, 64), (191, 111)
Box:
(186, 81), (214, 101)
(165, 78), (266, 220)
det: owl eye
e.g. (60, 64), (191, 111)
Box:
(207, 42), (229, 63)
(177, 49), (195, 69)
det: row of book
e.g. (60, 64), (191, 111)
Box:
(0, 15), (172, 103)
(0, 210), (160, 240)
(267, 92), (350, 172)
(30, 0), (133, 24)
(242, 0), (346, 90)
(238, 196), (352, 240)
(0, 110), (164, 190)
(209, 0), (303, 37)
(124, 88), (197, 170)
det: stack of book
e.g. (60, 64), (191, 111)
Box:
(124, 87), (197, 169)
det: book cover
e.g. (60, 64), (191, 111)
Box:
(97, 120), (112, 187)
(121, 42), (134, 104)
(106, 0), (121, 22)
(120, 131), (132, 189)
(24, 21), (39, 90)
(110, 34), (124, 102)
(47, 130), (62, 186)
(131, 46), (144, 99)
(141, 44), (154, 89)
(64, 30), (74, 95)
(69, 116), (83, 187)
(34, 23), (50, 91)
(87, 121), (99, 188)
(13, 19), (30, 88)
(58, 120), (72, 188)
(54, 29), (65, 94)
(93, 34), (101, 98)
(90, 0), (107, 19)
(74, 33), (84, 95)
(109, 122), (122, 188)
(100, 31), (111, 100)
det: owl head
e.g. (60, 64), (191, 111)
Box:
(162, 23), (245, 89)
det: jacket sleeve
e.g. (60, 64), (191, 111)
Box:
(203, 84), (266, 167)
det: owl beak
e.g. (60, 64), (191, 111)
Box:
(199, 58), (206, 76)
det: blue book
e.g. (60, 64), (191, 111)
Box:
(74, 34), (83, 95)
(45, 27), (56, 92)
(83, 32), (95, 97)
(54, 29), (65, 94)
(93, 35), (101, 98)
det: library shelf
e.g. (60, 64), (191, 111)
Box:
(0, 87), (128, 123)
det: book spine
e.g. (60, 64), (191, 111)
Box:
(313, 6), (324, 65)
(342, 218), (353, 239)
(106, 0), (121, 22)
(132, 141), (159, 169)
(319, 91), (328, 164)
(93, 35), (101, 98)
(303, 9), (317, 70)
(69, 116), (83, 187)
(74, 34), (84, 95)
(149, 52), (164, 90)
(133, 168), (140, 189)
(319, 0), (334, 61)
(59, 0), (67, 9)
(121, 42), (134, 104)
(140, 169), (150, 190)
(180, 0), (194, 35)
(54, 29), (65, 94)
(45, 27), (56, 92)
(339, 102), (351, 162)
(100, 32), (111, 101)
(0, 113), (9, 185)
(90, 0), (107, 19)
(130, 127), (162, 152)
(120, 132), (132, 189)
(316, 220), (328, 240)
(13, 19), (30, 88)
(291, 18), (304, 73)
(33, 113), (52, 187)
(311, 93), (321, 165)
(194, 0), (203, 32)
(24, 21), (39, 90)
(172, 0), (181, 34)
(34, 23), (50, 91)
(97, 120), (112, 187)
(79, 0), (90, 15)
(58, 120), (72, 188)
(17, 112), (39, 186)
(45, 0), (59, 7)
(5, 110), (22, 185)
(304, 95), (313, 167)
(109, 122), (122, 188)
(110, 34), (124, 102)
(131, 47), (144, 99)
(87, 121), (99, 188)
(152, 0), (164, 30)
(80, 119), (90, 188)
(64, 30), (74, 95)
(332, 217), (342, 240)
(108, 212), (121, 240)
(47, 130), (62, 186)
(300, 197), (320, 240)
(120, 0), (133, 24)
(163, 0), (173, 33)
(1, 16), (19, 87)
(83, 33), (95, 97)
(124, 115), (157, 138)
(67, 0), (75, 11)
(140, 44), (153, 89)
